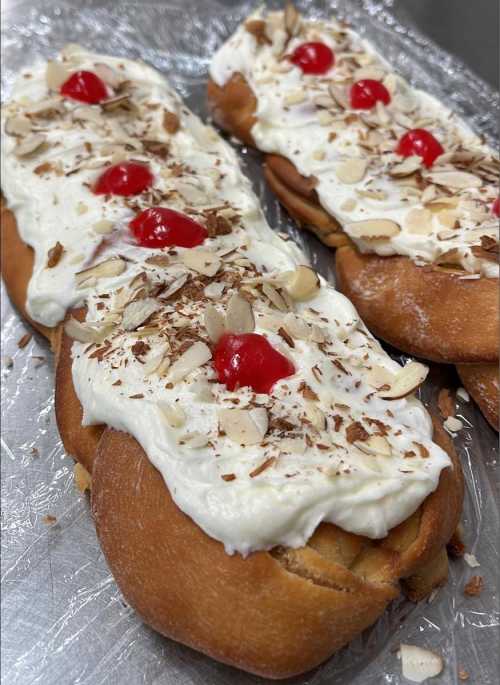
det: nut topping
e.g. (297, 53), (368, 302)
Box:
(346, 219), (400, 240)
(284, 265), (320, 301)
(379, 361), (428, 399)
(225, 293), (255, 334)
(219, 408), (269, 446)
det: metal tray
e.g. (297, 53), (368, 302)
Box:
(2, 1), (499, 683)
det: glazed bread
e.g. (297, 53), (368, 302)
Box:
(2, 46), (464, 680)
(207, 5), (499, 427)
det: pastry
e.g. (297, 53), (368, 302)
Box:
(2, 48), (463, 678)
(207, 4), (499, 428)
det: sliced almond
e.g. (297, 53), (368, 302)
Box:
(355, 435), (392, 457)
(426, 170), (482, 190)
(305, 402), (326, 431)
(284, 1), (301, 36)
(219, 408), (268, 446)
(283, 312), (310, 340)
(284, 90), (306, 106)
(262, 282), (289, 311)
(75, 257), (126, 287)
(204, 305), (226, 343)
(28, 97), (64, 118)
(400, 644), (443, 683)
(162, 272), (189, 299)
(346, 219), (400, 240)
(122, 298), (159, 331)
(64, 317), (104, 343)
(101, 94), (133, 113)
(444, 416), (463, 432)
(366, 365), (396, 389)
(72, 106), (103, 124)
(354, 66), (385, 81)
(4, 115), (32, 136)
(46, 60), (70, 90)
(379, 361), (428, 400)
(167, 342), (211, 384)
(336, 158), (367, 184)
(403, 208), (433, 235)
(94, 62), (122, 88)
(284, 265), (320, 301)
(204, 282), (225, 299)
(160, 403), (186, 428)
(181, 250), (221, 277)
(93, 219), (114, 234)
(14, 133), (46, 157)
(226, 293), (254, 334)
(389, 155), (421, 178)
(181, 432), (209, 449)
(317, 110), (335, 126)
(436, 209), (459, 229)
(328, 83), (349, 110)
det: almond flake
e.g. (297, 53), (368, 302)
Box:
(400, 644), (443, 683)
(284, 90), (306, 106)
(93, 219), (114, 234)
(328, 83), (350, 109)
(14, 133), (46, 157)
(317, 110), (335, 125)
(262, 282), (288, 311)
(389, 155), (421, 178)
(226, 293), (254, 334)
(160, 403), (186, 428)
(379, 361), (428, 399)
(122, 298), (159, 331)
(444, 416), (463, 433)
(93, 62), (122, 88)
(284, 265), (320, 301)
(355, 435), (392, 457)
(46, 60), (70, 90)
(4, 115), (32, 136)
(340, 197), (357, 212)
(167, 341), (211, 384)
(219, 408), (268, 446)
(366, 365), (395, 389)
(336, 158), (367, 184)
(64, 317), (103, 343)
(284, 1), (301, 36)
(75, 257), (126, 287)
(181, 250), (221, 277)
(305, 402), (326, 430)
(346, 218), (400, 240)
(204, 282), (225, 299)
(283, 312), (310, 340)
(181, 432), (209, 449)
(403, 208), (433, 235)
(426, 170), (482, 189)
(204, 305), (226, 343)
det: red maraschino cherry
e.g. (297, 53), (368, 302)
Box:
(130, 207), (207, 248)
(290, 42), (335, 75)
(214, 333), (295, 394)
(492, 198), (500, 217)
(350, 79), (391, 110)
(94, 162), (153, 196)
(60, 70), (108, 104)
(396, 128), (444, 168)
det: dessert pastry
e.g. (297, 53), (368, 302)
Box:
(207, 4), (499, 429)
(2, 49), (463, 678)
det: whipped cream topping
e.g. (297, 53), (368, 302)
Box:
(210, 9), (499, 278)
(2, 48), (450, 555)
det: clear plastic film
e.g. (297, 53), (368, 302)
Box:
(1, 1), (499, 683)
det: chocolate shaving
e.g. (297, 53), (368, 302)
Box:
(278, 326), (295, 348)
(299, 381), (318, 401)
(131, 340), (150, 359)
(332, 359), (350, 375)
(250, 456), (276, 478)
(18, 332), (32, 349)
(47, 241), (64, 268)
(129, 393), (145, 399)
(345, 421), (369, 443)
(221, 473), (236, 482)
(365, 417), (390, 436)
(332, 415), (343, 432)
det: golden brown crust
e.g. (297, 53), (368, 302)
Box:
(91, 417), (462, 679)
(55, 308), (105, 472)
(1, 204), (54, 343)
(264, 156), (348, 248)
(207, 75), (257, 147)
(456, 363), (499, 430)
(335, 245), (499, 364)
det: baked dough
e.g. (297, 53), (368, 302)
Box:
(457, 363), (499, 430)
(92, 417), (462, 679)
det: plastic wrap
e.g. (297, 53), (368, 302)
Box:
(1, 1), (499, 683)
